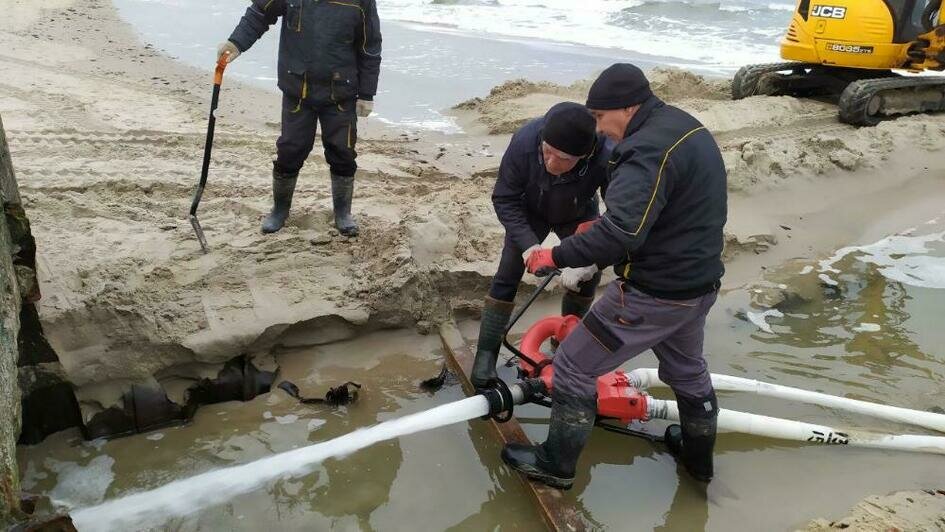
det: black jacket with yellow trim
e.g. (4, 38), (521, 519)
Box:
(228, 0), (382, 101)
(552, 95), (727, 299)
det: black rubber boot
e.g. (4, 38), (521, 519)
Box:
(665, 390), (718, 482)
(561, 292), (594, 319)
(501, 390), (596, 490)
(331, 173), (359, 237)
(261, 168), (298, 234)
(471, 296), (515, 389)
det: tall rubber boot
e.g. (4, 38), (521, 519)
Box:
(331, 173), (359, 237)
(471, 296), (515, 389)
(501, 389), (596, 490)
(665, 390), (718, 482)
(261, 168), (298, 234)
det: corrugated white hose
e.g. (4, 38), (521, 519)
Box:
(647, 399), (945, 455)
(628, 368), (945, 434)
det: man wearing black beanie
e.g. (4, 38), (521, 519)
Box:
(471, 102), (611, 390)
(509, 64), (728, 488)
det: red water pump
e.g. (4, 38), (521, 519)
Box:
(513, 314), (650, 424)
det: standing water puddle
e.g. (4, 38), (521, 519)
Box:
(18, 217), (945, 530)
(71, 395), (490, 530)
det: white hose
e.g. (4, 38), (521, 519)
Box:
(647, 399), (945, 455)
(628, 368), (945, 434)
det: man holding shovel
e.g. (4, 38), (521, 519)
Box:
(218, 0), (382, 237)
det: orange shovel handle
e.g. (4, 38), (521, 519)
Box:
(214, 54), (229, 86)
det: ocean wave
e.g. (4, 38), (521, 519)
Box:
(429, 0), (500, 6)
(610, 0), (793, 40)
(623, 0), (794, 15)
(378, 0), (786, 66)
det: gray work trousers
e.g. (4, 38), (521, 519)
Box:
(554, 280), (718, 401)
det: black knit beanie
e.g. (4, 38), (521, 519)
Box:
(586, 63), (653, 110)
(541, 102), (596, 157)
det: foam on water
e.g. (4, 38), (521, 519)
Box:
(818, 225), (945, 290)
(71, 395), (490, 531)
(747, 309), (784, 333)
(47, 456), (116, 509)
(379, 0), (793, 67)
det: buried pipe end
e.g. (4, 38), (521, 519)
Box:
(278, 380), (361, 406)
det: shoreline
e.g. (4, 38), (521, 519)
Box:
(111, 0), (729, 135)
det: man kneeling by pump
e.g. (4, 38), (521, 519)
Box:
(471, 102), (610, 390)
(498, 64), (728, 488)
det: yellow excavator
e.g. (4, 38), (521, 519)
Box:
(732, 0), (945, 125)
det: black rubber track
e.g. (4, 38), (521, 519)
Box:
(731, 62), (807, 99)
(838, 76), (945, 126)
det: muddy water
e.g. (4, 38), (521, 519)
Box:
(18, 218), (945, 530)
(18, 330), (540, 530)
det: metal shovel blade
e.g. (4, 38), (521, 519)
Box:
(189, 213), (208, 254)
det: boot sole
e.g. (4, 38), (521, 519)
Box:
(502, 456), (574, 490)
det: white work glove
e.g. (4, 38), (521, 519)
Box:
(560, 265), (599, 292)
(521, 244), (541, 266)
(217, 41), (240, 63)
(356, 99), (374, 117)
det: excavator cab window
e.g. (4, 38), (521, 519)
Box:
(798, 0), (811, 20)
(887, 0), (935, 42)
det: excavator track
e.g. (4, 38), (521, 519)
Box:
(838, 75), (945, 126)
(732, 62), (833, 99)
(734, 62), (945, 126)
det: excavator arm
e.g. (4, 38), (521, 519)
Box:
(906, 0), (945, 70)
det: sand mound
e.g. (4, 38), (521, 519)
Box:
(801, 490), (945, 531)
(648, 67), (731, 102)
(16, 129), (502, 389)
(454, 79), (586, 135)
(455, 67), (731, 135)
(719, 112), (945, 190)
(458, 69), (945, 191)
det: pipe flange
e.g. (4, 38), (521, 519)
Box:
(479, 379), (515, 423)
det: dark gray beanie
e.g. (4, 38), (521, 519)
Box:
(586, 63), (653, 110)
(541, 102), (596, 157)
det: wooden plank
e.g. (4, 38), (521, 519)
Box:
(439, 320), (588, 532)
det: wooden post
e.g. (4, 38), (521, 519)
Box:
(439, 320), (588, 532)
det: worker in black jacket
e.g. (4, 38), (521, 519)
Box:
(219, 0), (382, 237)
(471, 102), (610, 389)
(505, 64), (728, 489)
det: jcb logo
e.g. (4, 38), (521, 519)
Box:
(811, 5), (847, 18)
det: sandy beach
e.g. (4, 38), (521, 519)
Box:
(4, 0), (945, 528)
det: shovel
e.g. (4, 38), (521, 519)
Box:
(189, 53), (229, 253)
